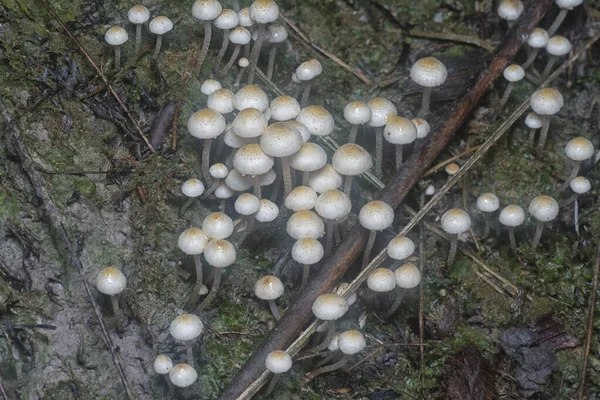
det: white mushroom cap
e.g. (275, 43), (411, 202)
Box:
(204, 239), (236, 268)
(270, 96), (301, 122)
(292, 238), (324, 265)
(178, 227), (208, 255)
(344, 101), (371, 126)
(286, 121), (312, 142)
(327, 334), (340, 351)
(528, 195), (559, 222)
(230, 26), (252, 45)
(445, 163), (459, 176)
(260, 122), (303, 157)
(105, 26), (128, 46)
(395, 263), (421, 289)
(187, 109), (227, 139)
(527, 28), (549, 48)
(367, 268), (396, 292)
(285, 186), (317, 212)
(210, 163), (229, 179)
(202, 212), (234, 239)
(503, 64), (525, 82)
(295, 59), (323, 81)
(312, 294), (348, 321)
(223, 127), (250, 149)
(265, 350), (293, 374)
(499, 205), (525, 227)
(425, 185), (435, 196)
(289, 142), (327, 173)
(235, 193), (261, 215)
(234, 85), (269, 112)
(497, 0), (524, 21)
(182, 179), (205, 198)
(410, 57), (448, 88)
(250, 0), (280, 24)
(96, 267), (127, 295)
(233, 144), (274, 176)
(338, 330), (366, 355)
(153, 354), (173, 375)
(308, 164), (343, 193)
(384, 116), (417, 145)
(169, 364), (198, 388)
(412, 118), (431, 139)
(525, 112), (543, 129)
(215, 9), (239, 30)
(386, 236), (416, 261)
(565, 137), (594, 161)
(555, 0), (583, 9)
(570, 176), (591, 194)
(546, 35), (571, 56)
(296, 105), (334, 137)
(477, 193), (500, 213)
(269, 24), (288, 43)
(225, 169), (253, 191)
(232, 108), (268, 138)
(367, 97), (397, 128)
(149, 16), (173, 35)
(201, 79), (222, 95)
(259, 169), (277, 186)
(254, 275), (284, 300)
(315, 189), (352, 221)
(192, 0), (223, 21)
(256, 199), (280, 222)
(128, 5), (150, 24)
(169, 314), (204, 341)
(441, 208), (471, 234)
(239, 57), (250, 68)
(238, 7), (254, 27)
(530, 88), (564, 115)
(332, 144), (373, 176)
(215, 183), (235, 199)
(208, 89), (235, 114)
(335, 282), (357, 306)
(286, 210), (325, 239)
(359, 200), (395, 231)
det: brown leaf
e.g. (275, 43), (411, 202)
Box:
(441, 344), (497, 400)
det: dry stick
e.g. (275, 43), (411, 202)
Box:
(418, 193), (426, 396)
(578, 242), (600, 400)
(5, 124), (134, 400)
(423, 145), (482, 176)
(38, 0), (155, 154)
(218, 3), (554, 398)
(405, 29), (496, 52)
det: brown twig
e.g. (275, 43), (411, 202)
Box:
(218, 2), (554, 398)
(423, 145), (482, 176)
(37, 0), (156, 154)
(406, 29), (496, 52)
(578, 242), (600, 400)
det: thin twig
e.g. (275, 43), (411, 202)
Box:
(406, 29), (496, 52)
(423, 145), (482, 176)
(0, 376), (8, 400)
(37, 0), (155, 154)
(578, 242), (600, 400)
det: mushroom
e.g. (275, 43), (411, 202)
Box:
(314, 189), (352, 253)
(292, 238), (324, 287)
(128, 5), (150, 53)
(529, 88), (564, 148)
(440, 208), (471, 265)
(289, 142), (328, 185)
(284, 186), (317, 212)
(445, 163), (459, 179)
(367, 97), (397, 178)
(295, 59), (323, 105)
(233, 84), (270, 112)
(213, 9), (240, 72)
(383, 115), (417, 169)
(286, 210), (325, 240)
(270, 95), (301, 122)
(548, 0), (584, 35)
(296, 105), (335, 138)
(412, 118), (431, 141)
(344, 101), (371, 143)
(96, 266), (127, 332)
(476, 193), (500, 237)
(235, 57), (251, 87)
(178, 227), (209, 307)
(528, 195), (559, 250)
(307, 294), (349, 353)
(222, 26), (252, 77)
(198, 239), (236, 310)
(306, 329), (366, 379)
(331, 143), (373, 195)
(192, 0), (223, 74)
(410, 57), (447, 117)
(267, 24), (288, 80)
(247, 0), (280, 84)
(215, 183), (235, 212)
(233, 143), (274, 199)
(386, 263), (421, 317)
(497, 0), (524, 27)
(386, 235), (416, 267)
(264, 350), (293, 396)
(564, 137), (594, 183)
(254, 275), (285, 320)
(541, 35), (571, 80)
(153, 354), (175, 394)
(499, 204), (525, 251)
(149, 16), (173, 59)
(204, 163), (229, 196)
(207, 88), (235, 115)
(169, 363), (198, 388)
(169, 314), (204, 365)
(499, 64), (525, 108)
(202, 212), (235, 240)
(180, 178), (205, 214)
(308, 164), (343, 194)
(359, 200), (395, 267)
(522, 28), (550, 69)
(525, 112), (543, 146)
(104, 26), (128, 69)
(367, 267), (396, 307)
(187, 109), (227, 184)
(569, 176), (591, 236)
(260, 122), (303, 197)
(201, 79), (222, 95)
(255, 199), (280, 223)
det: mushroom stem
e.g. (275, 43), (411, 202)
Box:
(268, 299), (281, 320)
(198, 268), (222, 311)
(185, 341), (195, 366)
(234, 63), (246, 87)
(300, 82), (313, 106)
(180, 198), (195, 215)
(163, 375), (175, 395)
(333, 223), (341, 244)
(325, 222), (334, 254)
(222, 44), (241, 77)
(281, 157), (293, 198)
(375, 127), (383, 178)
(541, 56), (558, 80)
(232, 0), (240, 11)
(343, 176), (354, 195)
(508, 227), (518, 251)
(531, 221), (545, 250)
(253, 176), (262, 200)
(114, 46), (122, 69)
(383, 288), (404, 318)
(186, 255), (206, 308)
(306, 354), (350, 380)
(528, 128), (538, 146)
(548, 8), (569, 36)
(301, 264), (310, 288)
(153, 35), (163, 59)
(196, 22), (213, 75)
(304, 321), (334, 354)
(267, 44), (278, 81)
(522, 48), (541, 69)
(482, 214), (492, 238)
(213, 29), (230, 73)
(395, 144), (403, 171)
(193, 254), (204, 287)
(110, 295), (124, 333)
(362, 230), (377, 268)
(566, 161), (581, 184)
(348, 125), (358, 143)
(301, 171), (310, 186)
(205, 179), (221, 197)
(135, 24), (142, 53)
(499, 81), (515, 109)
(418, 87), (433, 118)
(247, 23), (266, 85)
(263, 373), (280, 397)
(537, 115), (551, 148)
(574, 198), (580, 236)
(202, 139), (214, 186)
(447, 234), (458, 265)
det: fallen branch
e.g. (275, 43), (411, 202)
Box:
(406, 29), (496, 53)
(218, 1), (554, 398)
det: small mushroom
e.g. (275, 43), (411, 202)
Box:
(499, 204), (525, 251)
(213, 9), (240, 72)
(96, 266), (127, 332)
(569, 176), (591, 236)
(292, 238), (324, 288)
(169, 314), (204, 365)
(331, 143), (373, 195)
(499, 64), (524, 108)
(344, 101), (371, 143)
(260, 122), (303, 197)
(359, 200), (395, 267)
(153, 354), (175, 394)
(295, 59), (323, 105)
(548, 0), (583, 35)
(367, 97), (397, 178)
(198, 239), (236, 310)
(383, 115), (417, 169)
(247, 0), (280, 84)
(564, 137), (594, 183)
(529, 88), (564, 148)
(497, 0), (524, 27)
(410, 57), (447, 117)
(541, 35), (571, 80)
(286, 210), (325, 240)
(255, 275), (285, 320)
(476, 193), (500, 237)
(386, 235), (416, 267)
(187, 109), (227, 184)
(180, 178), (205, 214)
(264, 350), (293, 396)
(314, 189), (352, 253)
(104, 26), (128, 69)
(149, 16), (173, 59)
(440, 208), (471, 265)
(528, 195), (559, 250)
(169, 363), (198, 388)
(128, 5), (150, 53)
(307, 294), (349, 353)
(192, 0), (223, 74)
(525, 112), (543, 146)
(306, 329), (365, 379)
(266, 24), (288, 80)
(386, 263), (421, 317)
(222, 26), (251, 77)
(522, 28), (549, 69)
(178, 227), (209, 307)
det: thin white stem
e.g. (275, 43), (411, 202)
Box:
(548, 8), (569, 36)
(185, 341), (194, 366)
(153, 35), (163, 59)
(447, 234), (458, 265)
(419, 87), (432, 118)
(343, 175), (354, 195)
(508, 227), (518, 251)
(348, 125), (358, 143)
(537, 115), (551, 148)
(395, 144), (403, 170)
(114, 46), (122, 69)
(281, 157), (293, 198)
(247, 24), (266, 85)
(214, 29), (230, 73)
(222, 44), (241, 77)
(375, 127), (383, 178)
(362, 230), (376, 268)
(196, 22), (212, 75)
(499, 81), (515, 109)
(202, 138), (214, 186)
(135, 24), (142, 53)
(110, 295), (123, 333)
(306, 354), (350, 380)
(531, 221), (544, 250)
(267, 45), (277, 81)
(198, 268), (222, 310)
(268, 299), (280, 320)
(253, 175), (262, 200)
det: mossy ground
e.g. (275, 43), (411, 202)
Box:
(0, 0), (599, 399)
